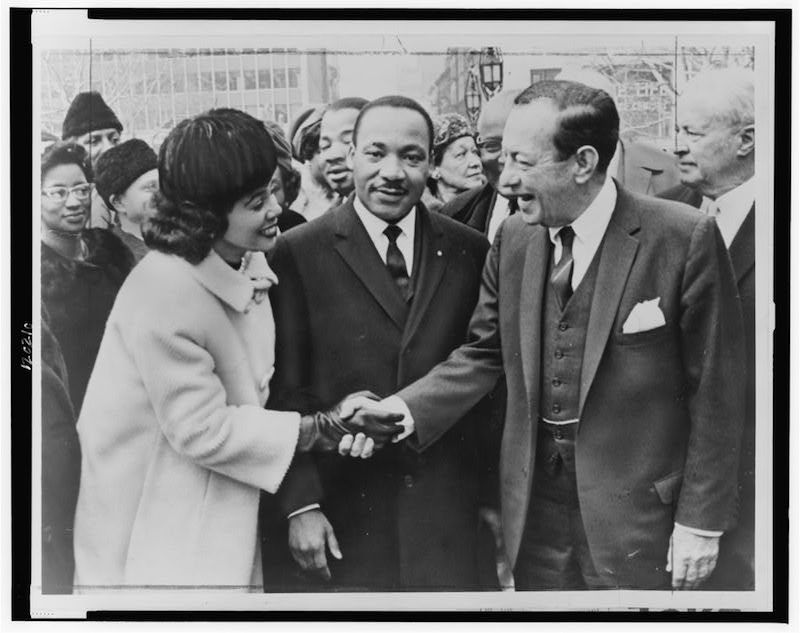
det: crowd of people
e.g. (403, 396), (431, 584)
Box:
(39, 65), (756, 596)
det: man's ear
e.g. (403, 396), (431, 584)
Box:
(346, 144), (355, 169)
(108, 193), (122, 215)
(737, 124), (755, 158)
(429, 166), (440, 181)
(573, 145), (600, 184)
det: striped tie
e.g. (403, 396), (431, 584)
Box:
(551, 226), (575, 310)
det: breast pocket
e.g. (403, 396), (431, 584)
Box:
(614, 323), (674, 347)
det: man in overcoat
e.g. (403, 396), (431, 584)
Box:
(261, 95), (493, 590)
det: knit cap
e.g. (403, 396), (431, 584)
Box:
(93, 139), (157, 209)
(61, 91), (123, 140)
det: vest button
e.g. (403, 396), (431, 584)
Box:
(552, 378), (561, 387)
(558, 322), (568, 331)
(554, 349), (564, 359)
(555, 428), (564, 440)
(552, 403), (561, 414)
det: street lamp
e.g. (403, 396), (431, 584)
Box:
(464, 68), (482, 126)
(479, 46), (504, 99)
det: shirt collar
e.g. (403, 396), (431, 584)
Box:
(712, 177), (755, 217)
(548, 176), (617, 245)
(190, 249), (278, 313)
(353, 194), (417, 243)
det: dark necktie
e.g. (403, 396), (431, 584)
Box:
(551, 225), (575, 310)
(384, 224), (411, 301)
(507, 196), (519, 215)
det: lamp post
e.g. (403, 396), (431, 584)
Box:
(479, 46), (504, 100)
(464, 67), (482, 126)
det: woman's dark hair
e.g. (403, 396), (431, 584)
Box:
(144, 108), (277, 264)
(279, 164), (303, 209)
(41, 142), (92, 182)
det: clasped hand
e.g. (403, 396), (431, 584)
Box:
(299, 391), (407, 455)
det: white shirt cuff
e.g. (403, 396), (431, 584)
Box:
(674, 522), (723, 538)
(287, 503), (321, 519)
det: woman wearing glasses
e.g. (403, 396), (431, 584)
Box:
(40, 142), (133, 412)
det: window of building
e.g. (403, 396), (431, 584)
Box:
(244, 69), (257, 90)
(186, 71), (199, 93)
(228, 71), (239, 91)
(200, 71), (212, 91)
(288, 68), (300, 88)
(529, 68), (562, 85)
(215, 71), (228, 91)
(273, 69), (286, 89)
(258, 69), (272, 88)
(172, 68), (185, 93)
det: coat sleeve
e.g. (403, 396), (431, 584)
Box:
(398, 220), (506, 451)
(675, 216), (746, 532)
(267, 238), (324, 514)
(126, 305), (301, 495)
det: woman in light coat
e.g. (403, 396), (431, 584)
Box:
(72, 109), (402, 592)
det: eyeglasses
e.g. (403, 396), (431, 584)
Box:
(476, 137), (503, 154)
(41, 184), (93, 203)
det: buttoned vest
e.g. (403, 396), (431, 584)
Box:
(539, 244), (602, 422)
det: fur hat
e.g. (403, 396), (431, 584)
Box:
(93, 139), (157, 210)
(61, 91), (123, 140)
(432, 113), (475, 164)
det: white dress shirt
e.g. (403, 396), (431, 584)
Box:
(353, 195), (416, 275)
(487, 194), (513, 244)
(702, 178), (755, 248)
(548, 176), (617, 289)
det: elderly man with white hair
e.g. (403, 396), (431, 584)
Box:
(660, 67), (756, 591)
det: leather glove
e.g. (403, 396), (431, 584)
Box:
(297, 391), (405, 452)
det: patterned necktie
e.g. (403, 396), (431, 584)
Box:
(551, 225), (575, 310)
(384, 224), (411, 301)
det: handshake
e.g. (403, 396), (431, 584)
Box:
(297, 392), (412, 457)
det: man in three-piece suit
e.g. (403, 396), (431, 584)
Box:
(377, 80), (746, 590)
(261, 95), (492, 590)
(660, 68), (756, 591)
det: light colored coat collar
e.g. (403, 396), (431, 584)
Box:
(189, 250), (278, 313)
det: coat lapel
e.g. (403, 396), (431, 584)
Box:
(401, 207), (448, 347)
(579, 187), (641, 417)
(332, 200), (408, 331)
(519, 227), (550, 418)
(728, 205), (755, 284)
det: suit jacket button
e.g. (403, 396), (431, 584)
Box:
(552, 403), (561, 414)
(403, 475), (414, 488)
(558, 322), (568, 331)
(554, 349), (564, 359)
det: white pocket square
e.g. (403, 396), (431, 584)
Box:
(622, 297), (666, 334)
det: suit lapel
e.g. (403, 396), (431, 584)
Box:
(401, 207), (449, 347)
(579, 188), (641, 417)
(332, 201), (408, 331)
(728, 205), (755, 284)
(519, 227), (550, 418)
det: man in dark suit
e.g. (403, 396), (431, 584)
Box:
(372, 80), (745, 590)
(261, 95), (492, 590)
(660, 68), (755, 591)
